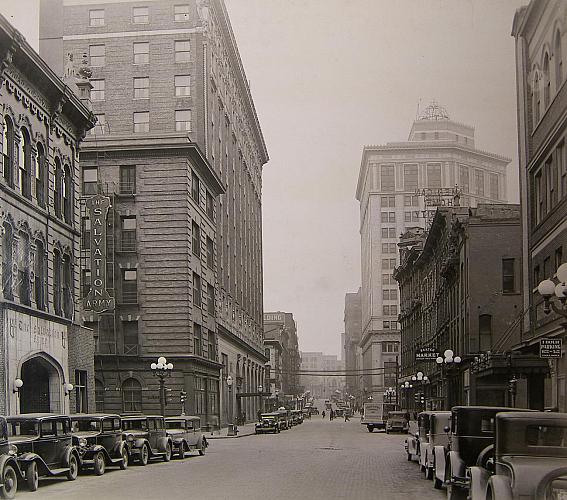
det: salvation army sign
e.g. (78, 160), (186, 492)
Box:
(83, 194), (115, 313)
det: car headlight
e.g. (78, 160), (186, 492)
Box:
(9, 445), (17, 456)
(127, 434), (134, 442)
(79, 438), (87, 447)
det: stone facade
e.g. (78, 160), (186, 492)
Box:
(0, 13), (96, 414)
(343, 289), (362, 399)
(512, 0), (567, 412)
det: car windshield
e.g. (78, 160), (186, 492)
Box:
(71, 420), (100, 433)
(8, 421), (39, 438)
(123, 419), (147, 431)
(262, 416), (276, 420)
(165, 420), (187, 430)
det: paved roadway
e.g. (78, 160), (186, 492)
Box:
(17, 417), (443, 500)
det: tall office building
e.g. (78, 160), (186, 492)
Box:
(343, 289), (362, 399)
(355, 103), (510, 401)
(39, 0), (269, 426)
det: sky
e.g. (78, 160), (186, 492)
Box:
(2, 0), (526, 357)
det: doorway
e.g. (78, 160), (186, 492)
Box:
(19, 355), (62, 413)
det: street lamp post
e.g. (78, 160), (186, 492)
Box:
(401, 381), (413, 410)
(258, 385), (263, 414)
(385, 387), (396, 406)
(150, 356), (174, 416)
(436, 349), (462, 410)
(226, 375), (233, 424)
(411, 371), (429, 410)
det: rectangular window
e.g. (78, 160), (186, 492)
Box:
(121, 217), (136, 252)
(479, 314), (492, 352)
(133, 6), (149, 24)
(459, 165), (469, 193)
(133, 42), (149, 64)
(174, 4), (190, 21)
(174, 75), (191, 97)
(383, 320), (390, 329)
(404, 212), (411, 222)
(206, 236), (214, 268)
(380, 165), (395, 192)
(191, 172), (200, 203)
(382, 274), (392, 285)
(122, 269), (137, 304)
(175, 110), (192, 131)
(475, 170), (485, 196)
(535, 170), (543, 224)
(89, 9), (104, 26)
(559, 142), (567, 199)
(489, 173), (499, 200)
(133, 77), (149, 99)
(75, 370), (88, 413)
(426, 163), (441, 188)
(207, 283), (215, 315)
(92, 114), (106, 136)
(133, 112), (149, 133)
(206, 191), (214, 219)
(175, 40), (191, 63)
(548, 157), (557, 209)
(119, 165), (136, 194)
(193, 273), (202, 307)
(502, 258), (515, 293)
(380, 196), (395, 207)
(90, 79), (105, 101)
(555, 246), (563, 271)
(83, 167), (98, 195)
(403, 164), (418, 191)
(192, 221), (200, 257)
(193, 323), (202, 356)
(89, 44), (105, 66)
(122, 320), (139, 355)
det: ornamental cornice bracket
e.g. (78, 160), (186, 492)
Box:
(50, 95), (68, 130)
(0, 34), (23, 85)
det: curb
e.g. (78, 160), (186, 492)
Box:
(207, 432), (256, 440)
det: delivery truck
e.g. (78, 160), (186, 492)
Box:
(361, 402), (395, 432)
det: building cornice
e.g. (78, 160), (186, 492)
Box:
(217, 323), (268, 362)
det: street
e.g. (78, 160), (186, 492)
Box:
(17, 417), (443, 500)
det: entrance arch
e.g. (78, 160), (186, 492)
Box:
(19, 354), (64, 414)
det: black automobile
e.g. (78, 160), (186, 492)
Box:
(165, 416), (207, 458)
(121, 415), (172, 465)
(7, 414), (81, 492)
(71, 414), (129, 475)
(0, 416), (22, 499)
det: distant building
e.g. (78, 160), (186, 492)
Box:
(343, 289), (362, 400)
(512, 0), (567, 412)
(356, 103), (510, 402)
(299, 352), (345, 400)
(39, 0), (269, 426)
(0, 14), (96, 414)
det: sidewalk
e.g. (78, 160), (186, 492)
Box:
(207, 422), (257, 439)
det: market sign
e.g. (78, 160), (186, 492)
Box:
(416, 347), (440, 361)
(539, 338), (562, 358)
(83, 194), (115, 313)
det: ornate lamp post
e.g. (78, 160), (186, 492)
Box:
(537, 263), (567, 317)
(226, 375), (233, 424)
(150, 356), (173, 416)
(436, 349), (462, 409)
(384, 387), (396, 405)
(411, 371), (429, 410)
(401, 380), (413, 410)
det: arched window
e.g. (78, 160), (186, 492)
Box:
(63, 164), (72, 224)
(36, 143), (46, 208)
(95, 380), (105, 412)
(54, 158), (63, 219)
(18, 231), (31, 306)
(122, 378), (142, 412)
(543, 53), (551, 108)
(2, 223), (14, 300)
(555, 30), (563, 89)
(533, 71), (541, 124)
(34, 239), (46, 310)
(62, 253), (72, 319)
(53, 248), (62, 315)
(19, 127), (32, 199)
(2, 116), (14, 187)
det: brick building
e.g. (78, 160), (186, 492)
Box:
(356, 103), (510, 403)
(512, 0), (567, 412)
(394, 204), (548, 411)
(39, 0), (269, 426)
(0, 14), (96, 415)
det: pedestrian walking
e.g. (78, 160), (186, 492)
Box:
(322, 410), (326, 419)
(330, 409), (334, 421)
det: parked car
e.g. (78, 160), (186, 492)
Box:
(468, 411), (567, 500)
(420, 411), (450, 481)
(7, 414), (81, 492)
(290, 410), (303, 424)
(255, 413), (281, 434)
(165, 416), (206, 458)
(275, 410), (290, 430)
(386, 411), (409, 434)
(433, 406), (534, 499)
(415, 411), (433, 464)
(121, 415), (172, 465)
(404, 419), (419, 462)
(0, 416), (22, 499)
(309, 407), (320, 416)
(70, 414), (129, 474)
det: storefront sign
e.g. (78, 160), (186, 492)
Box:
(83, 194), (115, 313)
(4, 309), (68, 355)
(264, 313), (284, 322)
(415, 347), (440, 361)
(539, 338), (562, 358)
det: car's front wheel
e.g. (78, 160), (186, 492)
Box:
(0, 464), (17, 499)
(139, 444), (149, 466)
(119, 447), (129, 470)
(163, 443), (172, 462)
(93, 451), (105, 476)
(26, 462), (38, 492)
(178, 443), (186, 460)
(367, 426), (374, 433)
(66, 454), (78, 481)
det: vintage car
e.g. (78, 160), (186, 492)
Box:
(71, 414), (129, 474)
(275, 410), (290, 430)
(165, 416), (206, 458)
(420, 411), (450, 481)
(433, 406), (534, 499)
(386, 411), (409, 434)
(7, 414), (81, 492)
(255, 413), (281, 434)
(0, 416), (22, 499)
(404, 419), (419, 461)
(290, 410), (303, 424)
(468, 411), (567, 500)
(121, 415), (172, 465)
(414, 411), (433, 464)
(309, 407), (320, 416)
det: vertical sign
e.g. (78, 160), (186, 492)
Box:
(83, 194), (115, 313)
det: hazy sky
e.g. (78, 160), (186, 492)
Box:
(3, 0), (526, 357)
